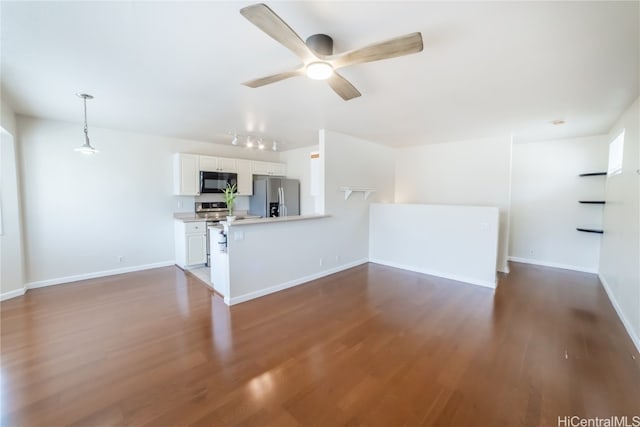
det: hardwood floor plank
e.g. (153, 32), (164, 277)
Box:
(1, 262), (639, 426)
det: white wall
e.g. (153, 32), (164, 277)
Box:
(1, 99), (17, 136)
(370, 204), (499, 288)
(323, 130), (396, 257)
(1, 99), (26, 299)
(17, 116), (279, 287)
(509, 135), (607, 272)
(279, 145), (318, 215)
(599, 97), (640, 351)
(395, 136), (512, 272)
(225, 129), (395, 303)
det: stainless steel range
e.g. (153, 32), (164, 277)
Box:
(195, 202), (228, 266)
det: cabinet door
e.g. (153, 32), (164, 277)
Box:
(217, 157), (237, 173)
(199, 155), (218, 172)
(236, 159), (253, 195)
(174, 153), (200, 196)
(186, 234), (207, 265)
(270, 162), (287, 177)
(251, 161), (271, 175)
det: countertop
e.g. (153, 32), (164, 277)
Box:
(221, 214), (330, 226)
(173, 212), (260, 223)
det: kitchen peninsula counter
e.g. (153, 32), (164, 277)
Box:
(173, 212), (261, 222)
(211, 213), (333, 305)
(222, 214), (330, 226)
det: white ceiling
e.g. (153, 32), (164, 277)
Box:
(1, 1), (638, 150)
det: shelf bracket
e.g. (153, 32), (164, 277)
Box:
(340, 187), (376, 200)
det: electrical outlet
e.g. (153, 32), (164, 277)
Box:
(319, 258), (324, 267)
(118, 256), (124, 264)
(335, 255), (341, 262)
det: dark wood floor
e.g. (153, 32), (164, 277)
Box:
(1, 262), (639, 426)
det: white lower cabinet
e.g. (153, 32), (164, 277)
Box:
(175, 221), (207, 268)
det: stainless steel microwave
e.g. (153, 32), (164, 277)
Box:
(200, 171), (238, 193)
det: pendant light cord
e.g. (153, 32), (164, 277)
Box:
(83, 96), (90, 143)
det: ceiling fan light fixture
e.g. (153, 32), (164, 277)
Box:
(246, 137), (254, 148)
(231, 134), (239, 145)
(306, 62), (333, 80)
(257, 138), (265, 150)
(272, 141), (278, 151)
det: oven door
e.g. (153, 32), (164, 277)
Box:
(200, 171), (238, 193)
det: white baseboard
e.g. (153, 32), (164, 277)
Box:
(25, 261), (176, 290)
(508, 256), (598, 274)
(226, 259), (369, 306)
(1, 287), (26, 301)
(598, 274), (640, 355)
(369, 259), (496, 289)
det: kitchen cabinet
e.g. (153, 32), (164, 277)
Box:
(251, 161), (287, 176)
(200, 155), (237, 173)
(173, 153), (200, 196)
(174, 221), (207, 268)
(236, 159), (253, 195)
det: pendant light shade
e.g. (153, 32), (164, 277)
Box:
(74, 93), (98, 155)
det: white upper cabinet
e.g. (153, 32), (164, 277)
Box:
(269, 162), (287, 177)
(252, 161), (287, 176)
(199, 155), (237, 173)
(236, 159), (253, 196)
(217, 157), (237, 173)
(174, 153), (286, 196)
(173, 153), (200, 196)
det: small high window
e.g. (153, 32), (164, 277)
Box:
(607, 129), (625, 176)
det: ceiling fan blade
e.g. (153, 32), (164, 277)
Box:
(329, 32), (423, 69)
(242, 68), (305, 88)
(240, 3), (317, 63)
(327, 72), (361, 101)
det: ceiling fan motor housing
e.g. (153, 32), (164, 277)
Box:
(306, 34), (333, 56)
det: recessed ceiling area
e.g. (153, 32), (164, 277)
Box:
(1, 1), (638, 149)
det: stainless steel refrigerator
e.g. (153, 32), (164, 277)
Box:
(249, 176), (300, 218)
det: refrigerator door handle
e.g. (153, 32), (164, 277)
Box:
(281, 187), (287, 216)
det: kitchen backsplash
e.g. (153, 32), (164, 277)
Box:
(174, 194), (250, 213)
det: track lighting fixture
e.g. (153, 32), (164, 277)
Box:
(227, 132), (280, 151)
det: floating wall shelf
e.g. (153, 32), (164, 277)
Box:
(340, 187), (376, 200)
(577, 228), (604, 234)
(578, 172), (607, 177)
(577, 171), (606, 233)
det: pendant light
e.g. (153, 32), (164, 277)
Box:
(74, 93), (98, 155)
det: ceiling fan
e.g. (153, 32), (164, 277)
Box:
(240, 3), (424, 101)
